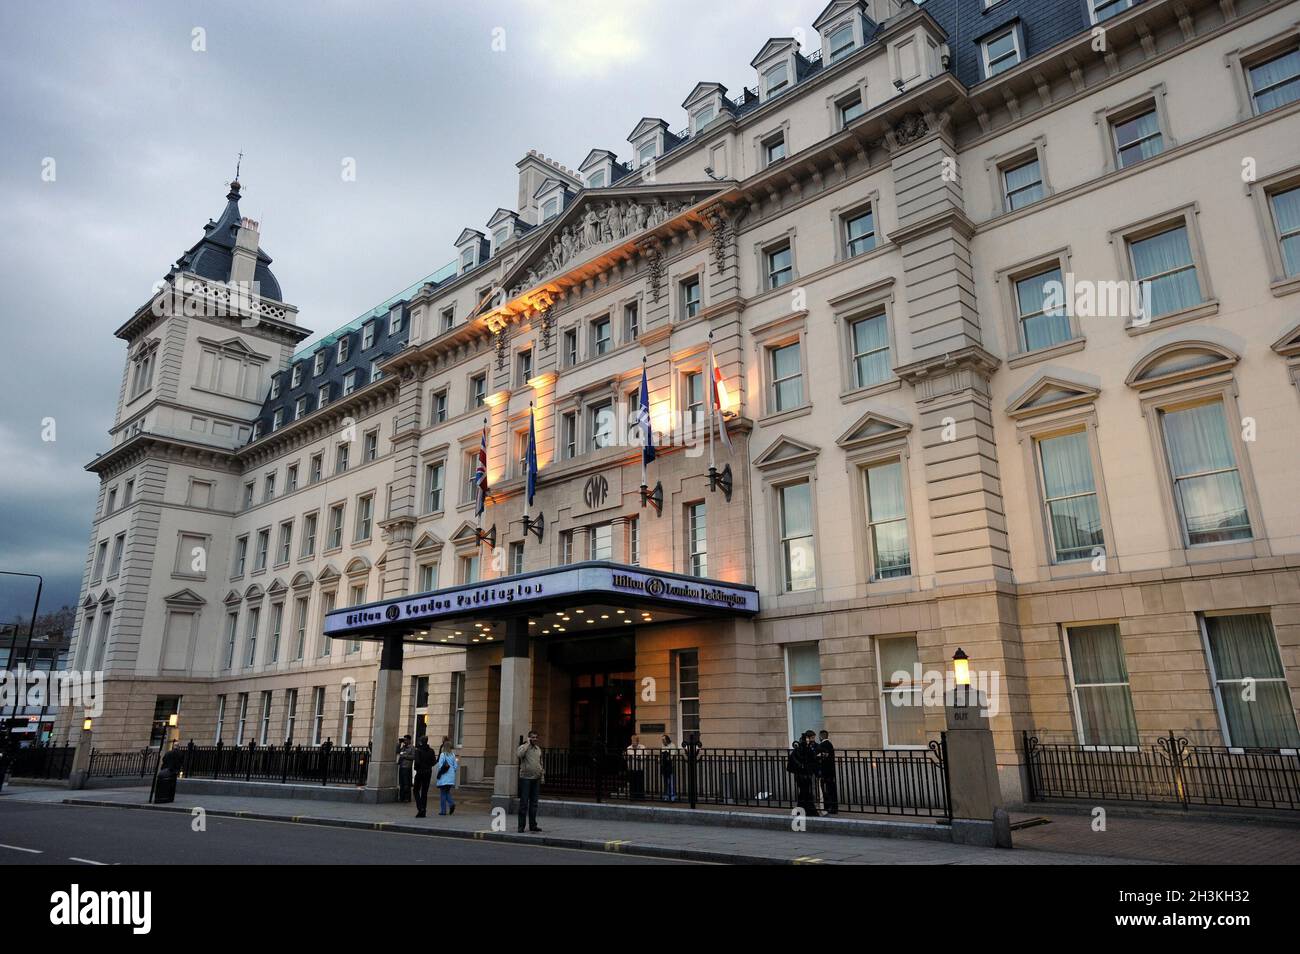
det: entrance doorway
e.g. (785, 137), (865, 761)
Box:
(569, 668), (636, 753)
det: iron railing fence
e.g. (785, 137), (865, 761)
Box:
(174, 741), (371, 786)
(1024, 731), (1300, 811)
(5, 744), (74, 779)
(542, 743), (950, 818)
(88, 748), (159, 778)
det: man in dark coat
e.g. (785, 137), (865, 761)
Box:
(411, 736), (435, 818)
(788, 733), (819, 817)
(816, 729), (838, 814)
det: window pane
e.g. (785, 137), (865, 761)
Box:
(1271, 187), (1300, 276)
(790, 695), (824, 735)
(884, 694), (926, 746)
(866, 461), (906, 522)
(1163, 402), (1235, 475)
(1076, 686), (1140, 746)
(1039, 431), (1095, 498)
(1004, 158), (1044, 209)
(780, 482), (812, 536)
(1249, 49), (1300, 112)
(1047, 496), (1105, 560)
(1176, 471), (1251, 543)
(871, 521), (911, 578)
(1015, 268), (1070, 350)
(1113, 110), (1163, 167)
(787, 643), (821, 686)
(1206, 615), (1300, 748)
(1068, 625), (1129, 684)
(1131, 226), (1200, 317)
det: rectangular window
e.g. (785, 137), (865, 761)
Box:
(290, 364), (302, 388)
(93, 540), (108, 581)
(369, 359), (381, 383)
(272, 409), (284, 431)
(687, 501), (707, 577)
(337, 336), (350, 364)
(292, 596), (308, 660)
(355, 494), (374, 541)
(677, 650), (700, 739)
(431, 389), (448, 424)
(778, 481), (816, 591)
(258, 691), (273, 744)
(418, 562), (437, 592)
(1126, 225), (1204, 321)
(864, 460), (911, 579)
(362, 321), (375, 350)
(1247, 48), (1300, 114)
(327, 504), (345, 550)
(829, 23), (855, 61)
(627, 516), (639, 565)
(1003, 156), (1045, 210)
(982, 26), (1021, 77)
(339, 370), (357, 396)
(1065, 624), (1139, 746)
(839, 92), (865, 127)
(877, 636), (925, 747)
(302, 513), (318, 557)
(1037, 431), (1104, 563)
(681, 277), (701, 319)
(517, 349), (532, 385)
(232, 536), (248, 577)
(589, 401), (614, 450)
(849, 311), (890, 388)
(769, 341), (803, 412)
(277, 521), (293, 565)
(389, 308), (405, 335)
(766, 242), (793, 289)
(564, 329), (578, 366)
(310, 454), (323, 484)
(452, 673), (466, 747)
(1112, 107), (1163, 168)
(764, 134), (787, 166)
(559, 530), (573, 565)
(1203, 614), (1300, 749)
(592, 316), (612, 356)
(785, 643), (824, 736)
(264, 473), (276, 502)
(459, 553), (480, 584)
(223, 611), (238, 670)
(286, 464), (298, 492)
(1089, 0), (1133, 23)
(763, 61), (789, 97)
(335, 443), (350, 474)
(624, 301), (639, 340)
(284, 688), (298, 743)
(254, 529), (269, 571)
(589, 523), (612, 561)
(1269, 186), (1300, 277)
(1160, 401), (1251, 545)
(244, 606), (260, 667)
(311, 687), (325, 745)
(235, 693), (249, 745)
(462, 450), (479, 504)
(509, 541), (525, 575)
(108, 533), (126, 577)
(844, 207), (875, 258)
(266, 605), (282, 665)
(318, 591), (335, 657)
(312, 352), (325, 376)
(440, 307), (455, 333)
(214, 695), (226, 744)
(471, 374), (486, 408)
(424, 461), (445, 513)
(1014, 266), (1071, 351)
(364, 430), (378, 461)
(294, 396), (308, 421)
(562, 412), (577, 459)
(683, 371), (705, 432)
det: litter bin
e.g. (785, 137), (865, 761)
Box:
(627, 765), (646, 800)
(154, 769), (177, 804)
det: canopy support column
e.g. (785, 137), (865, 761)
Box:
(362, 633), (405, 803)
(493, 616), (532, 799)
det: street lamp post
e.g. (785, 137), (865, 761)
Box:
(1, 572), (43, 748)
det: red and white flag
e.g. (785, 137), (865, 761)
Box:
(709, 342), (732, 453)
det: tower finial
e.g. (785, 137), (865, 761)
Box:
(235, 150), (243, 182)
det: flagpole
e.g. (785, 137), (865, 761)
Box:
(707, 334), (717, 473)
(524, 403), (532, 524)
(640, 355), (648, 495)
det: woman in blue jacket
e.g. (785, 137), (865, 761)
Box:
(434, 740), (458, 815)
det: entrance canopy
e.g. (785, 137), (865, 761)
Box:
(323, 561), (759, 647)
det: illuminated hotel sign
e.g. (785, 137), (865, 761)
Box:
(324, 563), (758, 637)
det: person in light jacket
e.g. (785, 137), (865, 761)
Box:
(434, 740), (458, 815)
(396, 735), (414, 803)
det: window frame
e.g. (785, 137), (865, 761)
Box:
(1199, 611), (1300, 752)
(995, 247), (1083, 366)
(1109, 204), (1217, 334)
(784, 641), (824, 741)
(980, 24), (1023, 79)
(1061, 622), (1139, 749)
(1094, 84), (1176, 175)
(1247, 164), (1300, 297)
(875, 635), (926, 749)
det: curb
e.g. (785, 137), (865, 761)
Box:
(61, 798), (822, 865)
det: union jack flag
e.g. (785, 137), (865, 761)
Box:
(474, 419), (489, 517)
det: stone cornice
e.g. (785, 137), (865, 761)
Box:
(86, 432), (242, 480)
(894, 345), (1001, 388)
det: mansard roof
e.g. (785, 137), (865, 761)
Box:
(168, 181), (283, 301)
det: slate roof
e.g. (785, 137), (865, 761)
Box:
(169, 181), (283, 302)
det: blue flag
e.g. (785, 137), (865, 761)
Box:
(526, 405), (538, 508)
(638, 363), (655, 465)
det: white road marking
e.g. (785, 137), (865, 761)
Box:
(68, 857), (107, 865)
(0, 843), (42, 854)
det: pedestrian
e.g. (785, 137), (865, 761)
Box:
(516, 729), (544, 833)
(624, 734), (646, 755)
(411, 735), (435, 818)
(804, 730), (825, 813)
(817, 729), (838, 814)
(788, 734), (818, 817)
(396, 735), (414, 803)
(434, 739), (458, 815)
(659, 734), (678, 802)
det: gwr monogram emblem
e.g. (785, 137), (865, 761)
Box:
(583, 475), (609, 509)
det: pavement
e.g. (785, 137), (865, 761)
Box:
(4, 782), (1296, 864)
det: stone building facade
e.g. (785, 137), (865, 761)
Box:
(64, 0), (1300, 802)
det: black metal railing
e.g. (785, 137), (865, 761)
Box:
(542, 742), (949, 818)
(173, 740), (370, 786)
(6, 744), (75, 780)
(87, 748), (159, 778)
(1024, 731), (1300, 811)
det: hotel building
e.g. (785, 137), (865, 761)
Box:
(64, 0), (1300, 802)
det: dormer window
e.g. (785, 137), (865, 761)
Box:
(290, 364), (302, 388)
(692, 105), (715, 132)
(542, 196), (560, 221)
(336, 336), (349, 363)
(312, 352), (325, 376)
(270, 375), (281, 400)
(493, 227), (509, 251)
(637, 141), (657, 168)
(460, 247), (476, 273)
(763, 62), (789, 97)
(981, 26), (1022, 78)
(362, 321), (375, 350)
(828, 24), (855, 62)
(586, 170), (606, 189)
(389, 308), (405, 335)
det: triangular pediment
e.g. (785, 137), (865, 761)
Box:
(82, 593), (97, 609)
(206, 336), (258, 356)
(836, 409), (912, 449)
(580, 149), (617, 172)
(266, 577), (287, 595)
(163, 587), (206, 607)
(455, 228), (485, 247)
(754, 435), (821, 470)
(96, 588), (116, 604)
(532, 177), (569, 201)
(486, 208), (518, 229)
(1006, 369), (1101, 419)
(751, 37), (797, 68)
(414, 531), (445, 552)
(496, 183), (729, 305)
(1125, 339), (1239, 391)
(682, 82), (727, 109)
(1271, 319), (1300, 358)
(450, 521), (480, 546)
(222, 589), (242, 606)
(813, 0), (865, 32)
(317, 563), (341, 582)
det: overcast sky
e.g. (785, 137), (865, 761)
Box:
(0, 0), (825, 620)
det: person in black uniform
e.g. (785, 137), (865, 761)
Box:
(789, 732), (820, 817)
(816, 729), (838, 814)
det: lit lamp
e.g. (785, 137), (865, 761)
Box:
(168, 714), (179, 728)
(952, 648), (971, 707)
(82, 717), (93, 732)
